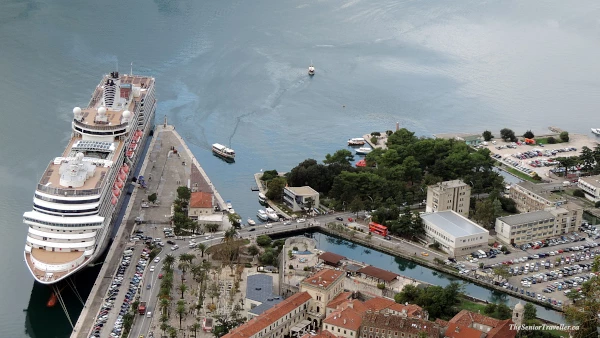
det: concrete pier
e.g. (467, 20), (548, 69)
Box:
(71, 124), (230, 337)
(253, 173), (292, 219)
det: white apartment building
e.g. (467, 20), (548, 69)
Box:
(578, 175), (600, 202)
(283, 186), (320, 212)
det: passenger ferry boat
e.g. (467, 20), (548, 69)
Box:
(348, 138), (366, 146)
(23, 71), (156, 285)
(212, 143), (235, 160)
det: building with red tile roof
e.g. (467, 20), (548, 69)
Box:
(444, 310), (515, 338)
(223, 292), (312, 338)
(359, 311), (441, 338)
(300, 331), (339, 338)
(323, 307), (363, 338)
(301, 269), (345, 322)
(189, 191), (214, 219)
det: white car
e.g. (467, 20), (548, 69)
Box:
(297, 218), (306, 223)
(154, 256), (161, 263)
(150, 266), (155, 272)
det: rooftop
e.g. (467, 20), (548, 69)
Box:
(357, 266), (399, 283)
(447, 310), (515, 338)
(497, 210), (555, 226)
(318, 252), (346, 265)
(420, 211), (489, 238)
(323, 307), (363, 331)
(579, 175), (600, 188)
(245, 274), (282, 315)
(285, 186), (319, 196)
(190, 191), (213, 208)
(514, 181), (566, 201)
(429, 180), (469, 191)
(224, 292), (312, 338)
(361, 312), (440, 337)
(301, 269), (344, 289)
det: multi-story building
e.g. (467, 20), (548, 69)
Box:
(420, 211), (489, 257)
(442, 310), (515, 338)
(223, 291), (312, 338)
(283, 186), (320, 212)
(549, 203), (582, 235)
(425, 180), (471, 217)
(358, 311), (441, 338)
(508, 181), (566, 212)
(300, 269), (345, 327)
(577, 175), (600, 202)
(244, 274), (283, 318)
(495, 210), (556, 245)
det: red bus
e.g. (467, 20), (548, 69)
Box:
(368, 222), (388, 236)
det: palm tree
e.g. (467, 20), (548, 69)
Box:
(223, 227), (238, 243)
(177, 299), (186, 329)
(160, 298), (171, 317)
(178, 283), (188, 299)
(163, 254), (176, 271)
(180, 252), (196, 265)
(160, 322), (169, 336)
(178, 261), (190, 279)
(191, 322), (201, 338)
(196, 243), (207, 257)
(168, 326), (178, 338)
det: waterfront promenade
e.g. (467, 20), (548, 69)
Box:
(71, 124), (230, 338)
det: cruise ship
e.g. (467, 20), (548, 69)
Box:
(23, 71), (156, 285)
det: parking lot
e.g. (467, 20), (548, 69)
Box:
(479, 133), (599, 179)
(87, 245), (153, 338)
(453, 223), (600, 308)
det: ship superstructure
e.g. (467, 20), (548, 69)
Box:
(23, 71), (156, 284)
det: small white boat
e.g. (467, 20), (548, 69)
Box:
(265, 208), (279, 221)
(355, 147), (372, 155)
(257, 210), (269, 221)
(226, 201), (233, 209)
(592, 128), (600, 135)
(348, 138), (366, 146)
(228, 208), (236, 214)
(247, 218), (256, 226)
(308, 63), (315, 76)
(258, 192), (267, 202)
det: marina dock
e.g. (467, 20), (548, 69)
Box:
(71, 124), (229, 337)
(253, 173), (292, 219)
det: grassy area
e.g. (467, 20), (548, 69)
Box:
(503, 166), (538, 182)
(535, 137), (563, 145)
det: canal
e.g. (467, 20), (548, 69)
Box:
(305, 231), (565, 324)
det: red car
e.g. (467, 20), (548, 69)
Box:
(158, 273), (164, 279)
(348, 218), (353, 222)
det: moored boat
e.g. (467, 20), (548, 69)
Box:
(23, 71), (156, 285)
(247, 218), (256, 226)
(265, 207), (279, 221)
(355, 147), (372, 155)
(258, 192), (267, 203)
(348, 138), (366, 146)
(212, 143), (235, 160)
(257, 209), (269, 221)
(308, 61), (315, 76)
(592, 128), (600, 135)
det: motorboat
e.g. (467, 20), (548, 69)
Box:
(212, 143), (235, 160)
(592, 128), (600, 135)
(347, 138), (366, 146)
(308, 63), (315, 76)
(265, 207), (279, 221)
(247, 218), (256, 226)
(258, 192), (267, 203)
(355, 147), (372, 155)
(257, 210), (269, 221)
(226, 201), (233, 209)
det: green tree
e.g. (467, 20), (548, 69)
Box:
(473, 199), (496, 229)
(177, 186), (192, 201)
(168, 326), (178, 338)
(500, 128), (517, 142)
(256, 235), (272, 247)
(205, 223), (219, 233)
(482, 130), (493, 141)
(563, 257), (600, 337)
(523, 303), (537, 322)
(324, 149), (355, 166)
(261, 169), (279, 182)
(560, 131), (569, 142)
(265, 176), (287, 202)
(247, 244), (260, 258)
(228, 213), (242, 228)
(163, 254), (176, 271)
(191, 322), (202, 338)
(176, 299), (186, 329)
(579, 146), (595, 173)
(573, 189), (585, 198)
(148, 192), (158, 204)
(178, 283), (188, 299)
(196, 243), (207, 257)
(304, 197), (315, 213)
(349, 196), (364, 218)
(484, 303), (497, 315)
(547, 136), (557, 144)
(495, 304), (512, 320)
(523, 130), (534, 139)
(212, 304), (246, 337)
(493, 265), (511, 280)
(555, 156), (578, 177)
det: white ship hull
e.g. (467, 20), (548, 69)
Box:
(23, 71), (156, 285)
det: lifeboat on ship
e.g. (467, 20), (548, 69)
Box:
(47, 293), (57, 307)
(111, 196), (118, 205)
(119, 172), (127, 181)
(126, 150), (134, 158)
(122, 164), (130, 173)
(116, 181), (124, 189)
(113, 189), (121, 197)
